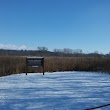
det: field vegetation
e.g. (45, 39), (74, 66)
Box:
(0, 56), (110, 77)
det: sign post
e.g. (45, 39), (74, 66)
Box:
(26, 57), (44, 75)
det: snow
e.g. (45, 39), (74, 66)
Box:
(0, 71), (110, 110)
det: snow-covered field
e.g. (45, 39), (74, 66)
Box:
(0, 71), (110, 110)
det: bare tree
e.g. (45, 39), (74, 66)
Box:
(37, 46), (48, 52)
(63, 48), (73, 54)
(73, 49), (83, 54)
(53, 49), (63, 53)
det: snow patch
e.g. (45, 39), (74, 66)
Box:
(0, 72), (110, 110)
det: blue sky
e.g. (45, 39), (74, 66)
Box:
(0, 0), (110, 53)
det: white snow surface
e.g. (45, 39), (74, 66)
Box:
(0, 71), (110, 110)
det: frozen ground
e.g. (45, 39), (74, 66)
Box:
(0, 71), (110, 110)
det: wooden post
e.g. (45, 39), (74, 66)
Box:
(26, 57), (27, 75)
(42, 58), (44, 75)
(26, 65), (27, 75)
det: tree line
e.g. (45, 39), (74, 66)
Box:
(0, 46), (110, 58)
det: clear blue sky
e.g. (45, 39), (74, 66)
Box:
(0, 0), (110, 53)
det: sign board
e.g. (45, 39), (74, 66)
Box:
(26, 57), (44, 75)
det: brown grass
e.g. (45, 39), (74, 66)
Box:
(0, 56), (110, 76)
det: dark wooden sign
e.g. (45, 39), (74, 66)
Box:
(26, 57), (44, 75)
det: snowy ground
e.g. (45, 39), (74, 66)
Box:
(0, 71), (110, 110)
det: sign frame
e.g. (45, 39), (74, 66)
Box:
(26, 57), (44, 75)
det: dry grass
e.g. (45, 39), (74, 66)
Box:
(0, 56), (110, 76)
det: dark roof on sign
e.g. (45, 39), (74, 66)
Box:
(26, 57), (44, 60)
